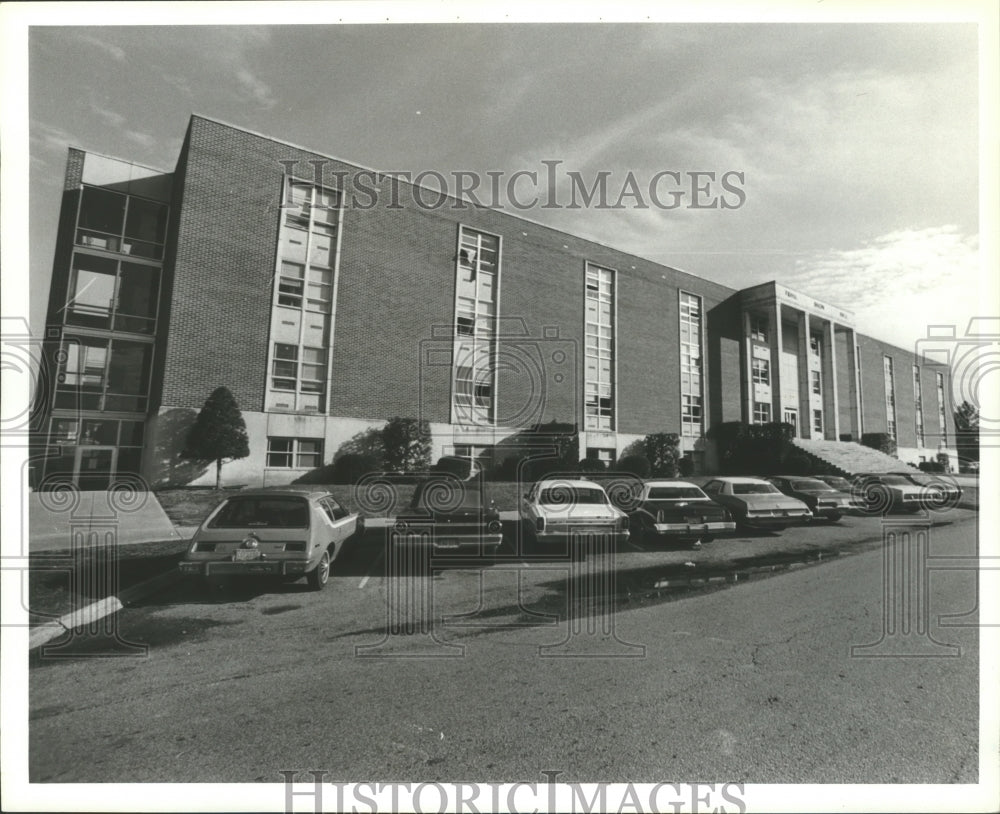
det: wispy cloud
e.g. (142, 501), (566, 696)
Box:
(791, 225), (979, 352)
(123, 130), (157, 149)
(30, 120), (78, 153)
(235, 68), (276, 109)
(70, 32), (126, 62)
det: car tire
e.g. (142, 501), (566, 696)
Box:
(827, 512), (842, 522)
(307, 550), (331, 591)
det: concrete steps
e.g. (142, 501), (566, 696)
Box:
(790, 438), (917, 477)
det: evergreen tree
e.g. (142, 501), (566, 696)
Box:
(954, 400), (979, 464)
(182, 386), (250, 488)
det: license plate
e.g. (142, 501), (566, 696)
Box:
(233, 549), (262, 561)
(684, 516), (702, 524)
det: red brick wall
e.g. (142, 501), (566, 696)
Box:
(856, 333), (955, 447)
(158, 116), (740, 434)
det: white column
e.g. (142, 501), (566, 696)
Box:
(770, 300), (783, 423)
(843, 327), (862, 440)
(822, 321), (840, 440)
(796, 312), (811, 438)
(741, 309), (753, 425)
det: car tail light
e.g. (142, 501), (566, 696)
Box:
(535, 517), (545, 532)
(487, 520), (503, 534)
(657, 509), (665, 523)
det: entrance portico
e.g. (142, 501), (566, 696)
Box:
(739, 282), (861, 441)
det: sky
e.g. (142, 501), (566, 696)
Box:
(9, 7), (995, 386)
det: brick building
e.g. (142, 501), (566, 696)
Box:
(35, 115), (958, 489)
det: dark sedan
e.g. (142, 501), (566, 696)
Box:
(392, 474), (503, 555)
(766, 476), (854, 521)
(628, 480), (735, 548)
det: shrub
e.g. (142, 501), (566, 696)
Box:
(578, 457), (607, 473)
(861, 432), (897, 458)
(708, 421), (795, 474)
(432, 455), (476, 479)
(618, 454), (651, 478)
(641, 433), (681, 477)
(181, 386), (250, 489)
(381, 417), (432, 472)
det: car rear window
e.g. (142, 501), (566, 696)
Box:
(209, 497), (311, 529)
(869, 475), (911, 485)
(791, 479), (834, 491)
(647, 487), (705, 500)
(822, 478), (852, 491)
(538, 487), (608, 505)
(732, 483), (780, 495)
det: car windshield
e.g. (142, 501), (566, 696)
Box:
(538, 486), (608, 505)
(647, 487), (705, 500)
(903, 474), (949, 486)
(791, 479), (834, 491)
(732, 482), (780, 495)
(209, 496), (310, 529)
(868, 475), (912, 486)
(410, 478), (485, 510)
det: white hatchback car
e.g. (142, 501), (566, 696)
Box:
(179, 488), (361, 590)
(520, 478), (629, 554)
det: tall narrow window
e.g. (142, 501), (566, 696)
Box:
(452, 226), (499, 424)
(913, 365), (924, 447)
(811, 370), (822, 395)
(751, 358), (769, 385)
(936, 372), (948, 445)
(585, 264), (615, 431)
(884, 356), (896, 440)
(680, 292), (704, 436)
(750, 315), (768, 343)
(267, 177), (341, 413)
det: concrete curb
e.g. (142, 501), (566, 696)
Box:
(29, 568), (183, 652)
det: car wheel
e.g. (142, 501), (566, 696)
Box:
(307, 550), (330, 591)
(827, 512), (842, 522)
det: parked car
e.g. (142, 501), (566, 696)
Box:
(850, 473), (927, 513)
(701, 477), (812, 530)
(520, 478), (629, 555)
(179, 488), (361, 590)
(392, 474), (502, 555)
(890, 471), (963, 510)
(628, 480), (735, 548)
(765, 476), (855, 521)
(812, 474), (856, 493)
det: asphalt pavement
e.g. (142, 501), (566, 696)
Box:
(26, 509), (983, 788)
